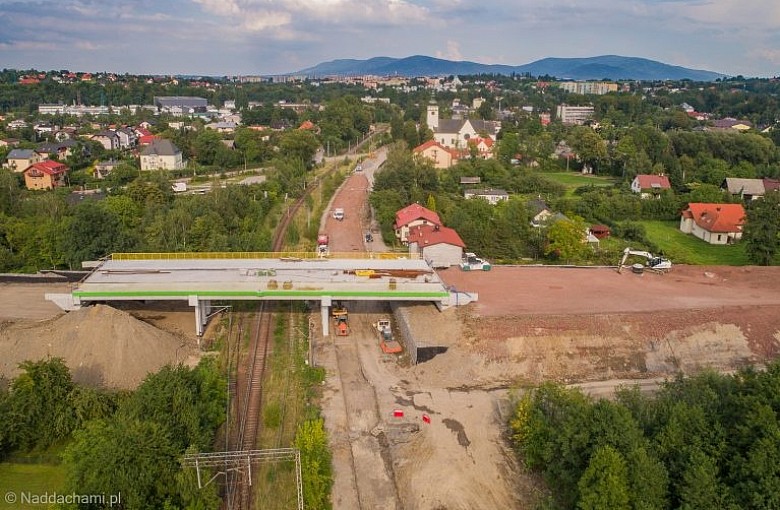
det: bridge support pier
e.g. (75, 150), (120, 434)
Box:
(321, 296), (331, 337)
(189, 296), (213, 343)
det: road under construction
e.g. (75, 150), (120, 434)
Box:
(46, 253), (476, 337)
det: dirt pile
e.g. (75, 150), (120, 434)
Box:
(0, 304), (200, 389)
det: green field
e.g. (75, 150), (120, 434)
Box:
(0, 463), (67, 510)
(639, 220), (750, 265)
(542, 172), (619, 196)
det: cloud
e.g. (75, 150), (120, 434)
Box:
(436, 41), (463, 61)
(189, 0), (430, 32)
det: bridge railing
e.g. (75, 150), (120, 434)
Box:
(111, 251), (420, 261)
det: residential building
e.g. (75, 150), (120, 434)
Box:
(4, 148), (44, 172)
(466, 136), (495, 159)
(679, 203), (745, 245)
(154, 96), (208, 115)
(205, 121), (238, 134)
(763, 178), (780, 193)
(23, 160), (69, 190)
(631, 174), (672, 198)
(709, 118), (752, 131)
(140, 139), (185, 171)
(36, 139), (82, 160)
(407, 224), (466, 268)
(558, 82), (618, 95)
(114, 128), (138, 150)
(722, 178), (766, 201)
(412, 140), (458, 169)
(556, 105), (595, 125)
(94, 160), (120, 179)
(464, 188), (509, 205)
(394, 203), (441, 243)
(528, 198), (553, 227)
(6, 120), (28, 130)
(92, 130), (120, 151)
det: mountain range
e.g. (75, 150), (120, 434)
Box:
(295, 55), (726, 81)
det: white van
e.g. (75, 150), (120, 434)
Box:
(333, 208), (345, 221)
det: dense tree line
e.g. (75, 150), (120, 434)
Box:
(0, 358), (225, 508)
(0, 174), (281, 271)
(511, 363), (780, 509)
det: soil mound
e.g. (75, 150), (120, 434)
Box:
(0, 304), (200, 389)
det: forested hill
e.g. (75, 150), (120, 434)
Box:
(295, 55), (726, 81)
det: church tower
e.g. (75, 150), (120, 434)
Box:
(426, 101), (439, 131)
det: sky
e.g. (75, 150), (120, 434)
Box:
(0, 0), (778, 77)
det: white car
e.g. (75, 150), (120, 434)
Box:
(333, 208), (345, 220)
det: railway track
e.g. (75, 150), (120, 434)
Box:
(226, 162), (339, 509)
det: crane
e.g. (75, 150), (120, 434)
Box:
(617, 248), (672, 274)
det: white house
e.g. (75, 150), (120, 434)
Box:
(464, 188), (509, 205)
(140, 139), (185, 171)
(679, 203), (745, 245)
(631, 174), (672, 198)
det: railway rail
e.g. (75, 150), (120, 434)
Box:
(226, 159), (346, 509)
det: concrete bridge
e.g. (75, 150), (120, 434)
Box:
(46, 253), (477, 337)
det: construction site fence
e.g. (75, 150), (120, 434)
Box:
(111, 251), (420, 261)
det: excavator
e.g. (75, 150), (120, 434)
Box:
(617, 248), (672, 274)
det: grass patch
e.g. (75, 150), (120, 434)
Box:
(542, 172), (618, 196)
(0, 463), (67, 510)
(639, 220), (750, 265)
(252, 305), (318, 510)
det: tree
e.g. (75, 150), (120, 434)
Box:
(0, 170), (21, 215)
(568, 126), (608, 174)
(743, 191), (780, 265)
(278, 129), (319, 168)
(61, 201), (134, 268)
(545, 215), (590, 263)
(5, 358), (77, 450)
(577, 446), (631, 510)
(295, 418), (332, 510)
(63, 418), (181, 508)
(677, 450), (731, 510)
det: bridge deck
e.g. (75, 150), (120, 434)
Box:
(73, 258), (450, 302)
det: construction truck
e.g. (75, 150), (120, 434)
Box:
(332, 303), (349, 336)
(460, 252), (491, 271)
(617, 248), (672, 274)
(374, 318), (402, 354)
(317, 234), (329, 257)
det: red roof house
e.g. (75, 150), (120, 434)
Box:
(631, 174), (671, 198)
(679, 203), (745, 245)
(138, 134), (159, 146)
(23, 160), (69, 190)
(394, 204), (442, 243)
(763, 178), (780, 193)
